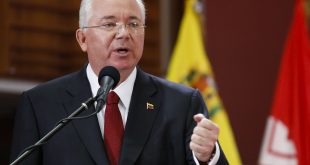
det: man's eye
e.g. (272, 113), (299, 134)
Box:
(102, 23), (117, 28)
(128, 22), (139, 28)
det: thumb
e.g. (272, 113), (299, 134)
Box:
(193, 113), (205, 123)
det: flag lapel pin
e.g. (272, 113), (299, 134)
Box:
(146, 102), (154, 110)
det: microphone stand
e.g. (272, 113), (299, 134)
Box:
(10, 97), (96, 165)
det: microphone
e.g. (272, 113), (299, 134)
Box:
(95, 66), (120, 111)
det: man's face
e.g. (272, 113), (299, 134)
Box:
(77, 0), (145, 76)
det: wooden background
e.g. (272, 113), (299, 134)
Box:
(0, 0), (296, 164)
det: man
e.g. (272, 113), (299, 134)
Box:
(10, 0), (228, 164)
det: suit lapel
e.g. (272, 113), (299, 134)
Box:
(62, 67), (109, 164)
(119, 69), (161, 165)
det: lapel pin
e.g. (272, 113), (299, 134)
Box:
(146, 102), (154, 110)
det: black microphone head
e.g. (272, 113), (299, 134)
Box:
(98, 66), (120, 89)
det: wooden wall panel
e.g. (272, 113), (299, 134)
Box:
(138, 0), (161, 76)
(0, 0), (9, 75)
(9, 0), (80, 13)
(4, 0), (85, 81)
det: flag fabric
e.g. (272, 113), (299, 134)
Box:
(259, 0), (310, 164)
(166, 0), (242, 164)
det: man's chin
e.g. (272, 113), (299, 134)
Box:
(112, 63), (135, 71)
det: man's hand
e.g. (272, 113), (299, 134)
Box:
(190, 113), (219, 162)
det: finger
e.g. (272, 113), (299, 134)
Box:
(194, 114), (219, 132)
(190, 141), (213, 155)
(191, 133), (211, 146)
(192, 128), (218, 144)
(193, 113), (205, 123)
(193, 126), (211, 138)
(194, 122), (219, 138)
(197, 118), (219, 133)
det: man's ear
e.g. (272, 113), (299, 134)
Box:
(76, 28), (87, 52)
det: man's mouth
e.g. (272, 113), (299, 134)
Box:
(116, 48), (129, 54)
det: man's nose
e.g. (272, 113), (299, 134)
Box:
(116, 24), (130, 37)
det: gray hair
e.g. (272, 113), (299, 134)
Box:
(79, 0), (146, 28)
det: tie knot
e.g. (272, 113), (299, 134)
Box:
(107, 91), (119, 105)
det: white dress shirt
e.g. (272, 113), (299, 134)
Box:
(86, 64), (136, 137)
(86, 64), (219, 165)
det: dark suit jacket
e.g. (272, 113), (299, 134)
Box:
(10, 67), (228, 165)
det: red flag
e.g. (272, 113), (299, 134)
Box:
(259, 0), (310, 164)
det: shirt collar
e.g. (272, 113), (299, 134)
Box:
(86, 64), (137, 110)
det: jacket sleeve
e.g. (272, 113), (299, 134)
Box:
(10, 92), (42, 165)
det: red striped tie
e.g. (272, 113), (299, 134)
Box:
(104, 91), (124, 165)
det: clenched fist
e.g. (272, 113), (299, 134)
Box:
(190, 113), (219, 162)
